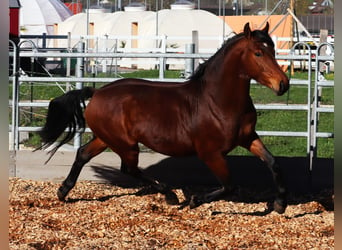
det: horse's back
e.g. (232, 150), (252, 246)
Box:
(89, 78), (195, 116)
(84, 78), (197, 156)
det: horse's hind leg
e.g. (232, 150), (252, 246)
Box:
(244, 136), (287, 214)
(190, 152), (231, 208)
(118, 145), (179, 205)
(57, 137), (107, 201)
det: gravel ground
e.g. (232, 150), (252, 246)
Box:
(9, 177), (334, 249)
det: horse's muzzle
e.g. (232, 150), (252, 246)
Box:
(277, 80), (289, 96)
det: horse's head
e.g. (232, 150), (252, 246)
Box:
(240, 22), (289, 96)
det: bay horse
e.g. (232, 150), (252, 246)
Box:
(38, 23), (289, 213)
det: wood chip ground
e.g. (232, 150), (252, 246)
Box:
(9, 177), (334, 249)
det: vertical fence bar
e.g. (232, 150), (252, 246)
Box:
(9, 40), (19, 151)
(159, 35), (166, 79)
(192, 30), (199, 70)
(312, 45), (320, 170)
(184, 43), (195, 79)
(307, 46), (313, 171)
(74, 42), (85, 149)
(311, 43), (335, 170)
(290, 42), (312, 169)
(66, 32), (72, 91)
(114, 39), (118, 77)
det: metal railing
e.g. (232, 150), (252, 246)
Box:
(310, 42), (335, 169)
(9, 41), (334, 170)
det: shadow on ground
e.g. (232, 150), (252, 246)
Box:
(90, 155), (334, 211)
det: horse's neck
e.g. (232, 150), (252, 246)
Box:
(201, 58), (251, 108)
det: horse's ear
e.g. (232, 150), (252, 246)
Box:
(262, 22), (270, 34)
(243, 22), (251, 39)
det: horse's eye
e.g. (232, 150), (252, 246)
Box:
(255, 51), (262, 57)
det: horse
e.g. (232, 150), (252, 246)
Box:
(38, 22), (289, 214)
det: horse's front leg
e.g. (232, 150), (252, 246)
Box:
(190, 152), (231, 208)
(243, 135), (287, 214)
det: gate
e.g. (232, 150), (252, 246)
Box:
(311, 42), (334, 169)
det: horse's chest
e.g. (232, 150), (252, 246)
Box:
(216, 108), (257, 139)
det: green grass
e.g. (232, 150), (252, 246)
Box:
(10, 69), (334, 158)
(112, 69), (182, 79)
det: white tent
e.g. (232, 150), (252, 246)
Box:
(91, 10), (155, 54)
(56, 7), (234, 52)
(56, 10), (112, 49)
(55, 5), (235, 69)
(19, 0), (72, 35)
(138, 8), (235, 69)
(142, 9), (235, 52)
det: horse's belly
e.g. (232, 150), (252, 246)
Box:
(137, 126), (195, 157)
(86, 100), (195, 157)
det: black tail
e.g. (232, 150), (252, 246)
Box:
(37, 87), (95, 162)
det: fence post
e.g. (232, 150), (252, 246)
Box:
(42, 33), (47, 49)
(74, 41), (85, 149)
(9, 40), (19, 152)
(159, 35), (166, 79)
(192, 30), (199, 70)
(66, 32), (72, 91)
(184, 43), (195, 79)
(319, 29), (328, 74)
(311, 42), (334, 170)
(114, 39), (118, 76)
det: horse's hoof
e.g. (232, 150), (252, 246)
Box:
(273, 199), (287, 214)
(165, 191), (179, 205)
(189, 195), (202, 209)
(57, 187), (67, 201)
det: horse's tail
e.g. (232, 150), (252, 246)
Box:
(37, 87), (95, 162)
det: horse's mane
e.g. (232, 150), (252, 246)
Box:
(189, 33), (243, 81)
(189, 29), (274, 81)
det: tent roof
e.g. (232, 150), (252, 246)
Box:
(57, 8), (233, 38)
(57, 12), (112, 36)
(19, 0), (71, 34)
(155, 9), (234, 37)
(56, 8), (234, 51)
(95, 11), (155, 36)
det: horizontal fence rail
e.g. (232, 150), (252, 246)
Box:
(9, 40), (334, 170)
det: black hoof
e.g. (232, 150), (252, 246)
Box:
(165, 191), (179, 205)
(57, 186), (69, 201)
(273, 199), (287, 214)
(189, 195), (203, 209)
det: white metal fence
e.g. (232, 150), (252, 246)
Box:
(9, 39), (334, 170)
